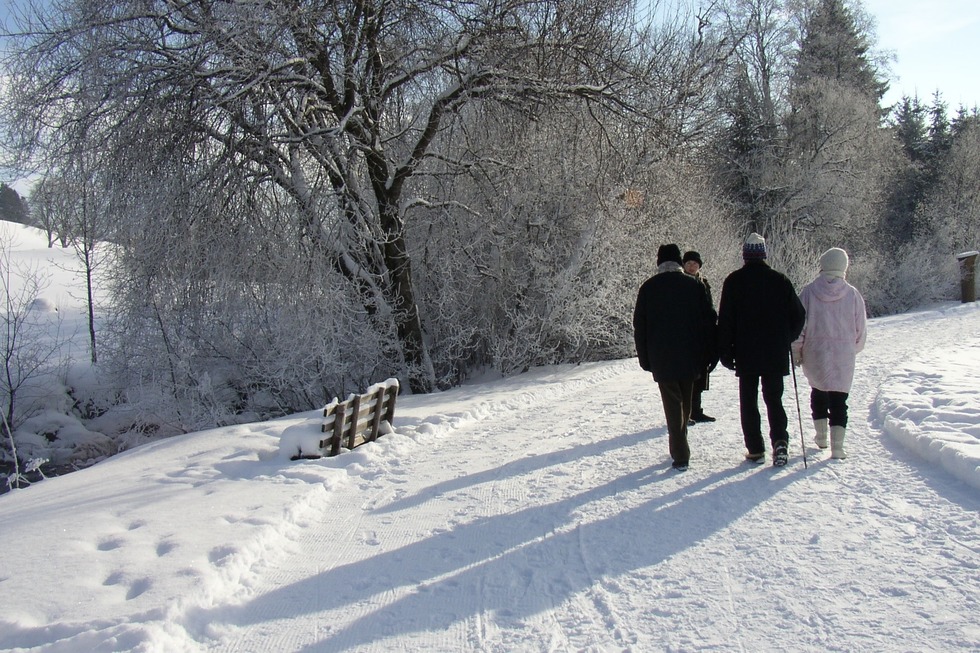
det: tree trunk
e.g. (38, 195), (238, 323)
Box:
(389, 257), (433, 394)
(376, 191), (434, 394)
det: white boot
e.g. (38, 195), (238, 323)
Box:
(830, 425), (847, 459)
(814, 418), (829, 449)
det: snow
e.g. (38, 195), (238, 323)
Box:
(1, 222), (80, 313)
(876, 334), (980, 490)
(1, 222), (980, 652)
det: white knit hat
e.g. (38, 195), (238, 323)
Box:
(743, 232), (767, 260)
(819, 247), (849, 278)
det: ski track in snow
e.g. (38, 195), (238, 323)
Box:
(168, 306), (980, 652)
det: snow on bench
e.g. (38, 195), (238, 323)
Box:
(289, 378), (399, 460)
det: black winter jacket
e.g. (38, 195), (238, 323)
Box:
(717, 260), (806, 377)
(633, 266), (718, 383)
(692, 272), (713, 307)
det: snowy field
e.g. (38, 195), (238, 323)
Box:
(0, 221), (978, 652)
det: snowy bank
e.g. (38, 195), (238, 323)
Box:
(875, 317), (980, 491)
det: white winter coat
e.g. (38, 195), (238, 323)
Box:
(792, 275), (867, 392)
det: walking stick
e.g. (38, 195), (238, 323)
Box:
(790, 353), (808, 469)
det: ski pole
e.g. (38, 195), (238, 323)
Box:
(790, 352), (807, 469)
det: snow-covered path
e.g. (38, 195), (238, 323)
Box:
(203, 305), (980, 652)
(1, 303), (978, 653)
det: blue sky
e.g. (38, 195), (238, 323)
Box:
(863, 0), (980, 110)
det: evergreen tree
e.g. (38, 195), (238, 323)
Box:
(883, 96), (928, 246)
(791, 0), (887, 102)
(775, 0), (893, 264)
(0, 184), (29, 226)
(882, 93), (957, 248)
(787, 0), (888, 153)
(716, 65), (776, 233)
(924, 91), (953, 168)
(891, 95), (927, 163)
(951, 105), (980, 139)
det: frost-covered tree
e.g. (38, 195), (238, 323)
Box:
(781, 0), (891, 254)
(712, 0), (796, 236)
(4, 0), (663, 396)
(917, 119), (980, 255)
(3, 0), (737, 414)
(402, 5), (737, 381)
(27, 178), (69, 248)
(708, 0), (900, 289)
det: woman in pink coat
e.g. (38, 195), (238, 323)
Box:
(791, 248), (867, 459)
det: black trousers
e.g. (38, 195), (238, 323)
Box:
(657, 378), (695, 465)
(738, 374), (788, 454)
(692, 373), (708, 415)
(810, 388), (849, 427)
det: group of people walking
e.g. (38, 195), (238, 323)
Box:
(633, 233), (867, 471)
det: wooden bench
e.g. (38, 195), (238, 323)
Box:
(314, 379), (399, 457)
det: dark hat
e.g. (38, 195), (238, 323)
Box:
(742, 232), (767, 260)
(682, 250), (702, 266)
(657, 243), (683, 266)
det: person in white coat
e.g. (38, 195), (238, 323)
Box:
(791, 248), (867, 459)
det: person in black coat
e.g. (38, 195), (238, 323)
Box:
(682, 250), (716, 424)
(634, 244), (718, 471)
(717, 233), (805, 466)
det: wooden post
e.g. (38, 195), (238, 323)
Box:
(957, 251), (978, 303)
(369, 387), (385, 441)
(382, 385), (398, 425)
(346, 394), (361, 450)
(330, 402), (347, 456)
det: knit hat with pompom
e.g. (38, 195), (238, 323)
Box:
(742, 232), (767, 260)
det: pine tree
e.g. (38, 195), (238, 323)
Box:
(891, 95), (927, 163)
(883, 95), (928, 246)
(787, 0), (888, 153)
(716, 65), (780, 234)
(883, 93), (958, 248)
(792, 0), (887, 102)
(777, 0), (892, 259)
(951, 105), (980, 139)
(924, 91), (953, 169)
(0, 184), (30, 226)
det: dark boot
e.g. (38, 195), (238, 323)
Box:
(773, 441), (788, 467)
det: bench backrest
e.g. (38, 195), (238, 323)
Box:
(319, 380), (399, 456)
